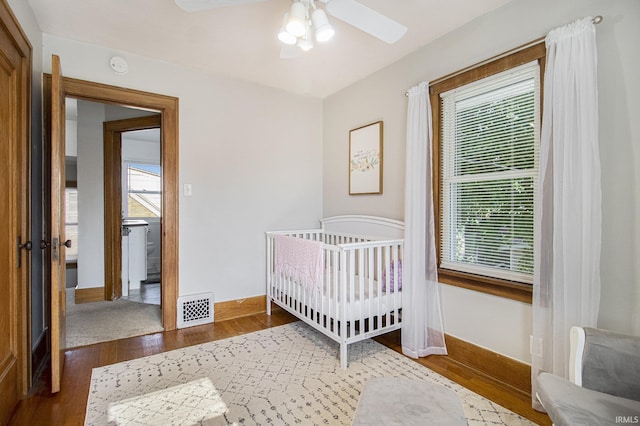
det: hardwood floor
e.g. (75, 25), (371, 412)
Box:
(9, 307), (550, 425)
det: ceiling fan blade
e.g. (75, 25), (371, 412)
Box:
(175, 0), (268, 12)
(280, 44), (304, 60)
(323, 0), (407, 44)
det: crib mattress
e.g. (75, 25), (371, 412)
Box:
(272, 275), (402, 322)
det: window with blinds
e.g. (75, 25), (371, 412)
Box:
(125, 162), (162, 218)
(440, 61), (540, 284)
(65, 186), (78, 262)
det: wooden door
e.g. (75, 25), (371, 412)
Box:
(49, 54), (67, 394)
(0, 0), (31, 422)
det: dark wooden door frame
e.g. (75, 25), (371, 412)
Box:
(42, 75), (179, 331)
(104, 115), (161, 301)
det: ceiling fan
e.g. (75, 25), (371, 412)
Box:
(174, 0), (407, 55)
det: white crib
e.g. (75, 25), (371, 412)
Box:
(266, 215), (404, 369)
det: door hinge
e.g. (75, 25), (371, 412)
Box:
(52, 237), (59, 263)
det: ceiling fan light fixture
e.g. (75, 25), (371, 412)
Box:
(297, 34), (314, 51)
(311, 8), (334, 42)
(278, 28), (297, 45)
(278, 14), (297, 45)
(298, 39), (314, 51)
(286, 1), (307, 38)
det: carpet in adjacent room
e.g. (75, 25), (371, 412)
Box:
(66, 293), (163, 348)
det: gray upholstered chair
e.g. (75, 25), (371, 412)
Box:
(536, 326), (640, 425)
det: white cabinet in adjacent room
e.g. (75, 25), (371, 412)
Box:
(121, 220), (148, 297)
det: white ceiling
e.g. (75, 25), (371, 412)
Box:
(124, 128), (161, 143)
(27, 0), (513, 98)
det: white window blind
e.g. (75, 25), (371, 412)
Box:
(125, 163), (162, 218)
(440, 61), (540, 284)
(65, 187), (78, 261)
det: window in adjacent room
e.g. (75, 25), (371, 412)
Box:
(124, 162), (162, 218)
(65, 184), (78, 262)
(431, 43), (545, 301)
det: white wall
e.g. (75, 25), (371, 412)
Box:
(42, 34), (323, 303)
(76, 100), (106, 288)
(323, 0), (640, 362)
(65, 98), (78, 157)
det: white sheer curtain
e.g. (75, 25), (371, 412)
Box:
(532, 17), (601, 410)
(402, 81), (447, 358)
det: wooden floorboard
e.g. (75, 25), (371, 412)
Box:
(9, 307), (550, 425)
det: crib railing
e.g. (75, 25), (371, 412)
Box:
(265, 230), (403, 368)
(339, 239), (403, 343)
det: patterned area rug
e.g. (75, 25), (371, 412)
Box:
(85, 322), (534, 425)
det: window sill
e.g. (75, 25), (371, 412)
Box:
(438, 268), (532, 304)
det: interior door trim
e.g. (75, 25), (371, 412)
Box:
(43, 75), (179, 331)
(104, 115), (161, 301)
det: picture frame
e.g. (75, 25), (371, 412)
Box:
(349, 121), (383, 195)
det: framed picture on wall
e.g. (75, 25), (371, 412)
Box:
(349, 121), (383, 195)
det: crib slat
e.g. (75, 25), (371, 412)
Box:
(392, 243), (399, 325)
(367, 246), (373, 334)
(266, 236), (272, 315)
(348, 249), (355, 339)
(333, 249), (339, 331)
(383, 245), (388, 328)
(357, 247), (363, 337)
(338, 246), (344, 331)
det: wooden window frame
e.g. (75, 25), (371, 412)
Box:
(430, 42), (546, 304)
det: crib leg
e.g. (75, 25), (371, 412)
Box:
(266, 299), (271, 315)
(340, 343), (348, 369)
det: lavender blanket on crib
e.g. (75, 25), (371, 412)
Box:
(273, 235), (324, 291)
